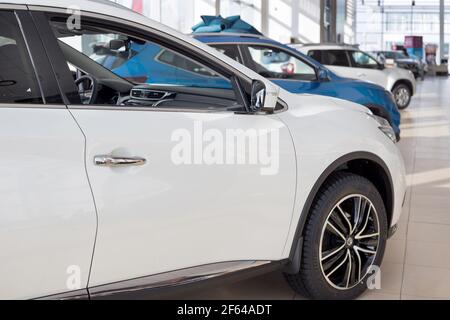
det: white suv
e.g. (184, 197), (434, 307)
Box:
(0, 0), (405, 300)
(294, 44), (417, 109)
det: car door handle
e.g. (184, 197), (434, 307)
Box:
(94, 155), (147, 167)
(357, 73), (366, 77)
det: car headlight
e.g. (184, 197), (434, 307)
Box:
(370, 114), (397, 143)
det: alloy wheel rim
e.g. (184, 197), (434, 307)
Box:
(319, 194), (380, 290)
(395, 88), (410, 107)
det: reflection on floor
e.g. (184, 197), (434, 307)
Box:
(159, 76), (450, 300)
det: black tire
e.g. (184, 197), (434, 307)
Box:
(284, 172), (388, 300)
(392, 83), (411, 110)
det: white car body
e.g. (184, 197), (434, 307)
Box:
(0, 0), (406, 300)
(294, 44), (416, 103)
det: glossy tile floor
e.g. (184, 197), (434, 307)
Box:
(163, 76), (450, 300)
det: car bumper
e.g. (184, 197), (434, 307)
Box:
(388, 224), (399, 239)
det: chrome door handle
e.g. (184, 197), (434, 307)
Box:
(94, 155), (146, 167)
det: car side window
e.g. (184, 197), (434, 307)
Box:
(322, 50), (350, 67)
(50, 20), (232, 91)
(245, 45), (317, 81)
(210, 44), (243, 63)
(308, 50), (323, 64)
(0, 11), (43, 104)
(350, 51), (380, 69)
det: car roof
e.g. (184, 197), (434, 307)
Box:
(3, 0), (132, 12)
(193, 33), (325, 69)
(192, 32), (266, 40)
(292, 44), (359, 51)
(193, 33), (281, 46)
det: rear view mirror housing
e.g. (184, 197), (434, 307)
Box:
(250, 80), (266, 112)
(109, 39), (127, 51)
(318, 67), (331, 82)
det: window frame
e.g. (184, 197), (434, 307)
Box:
(208, 43), (245, 65)
(0, 8), (63, 107)
(30, 9), (256, 113)
(308, 49), (352, 68)
(348, 50), (381, 70)
(240, 43), (319, 82)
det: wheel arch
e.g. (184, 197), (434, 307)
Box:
(286, 151), (394, 270)
(392, 79), (413, 96)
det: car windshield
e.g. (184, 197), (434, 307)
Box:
(247, 45), (317, 81)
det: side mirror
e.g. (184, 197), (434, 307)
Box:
(109, 39), (127, 51)
(250, 80), (266, 113)
(318, 67), (330, 82)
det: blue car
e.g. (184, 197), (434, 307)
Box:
(92, 17), (400, 139)
(93, 41), (232, 90)
(192, 33), (400, 139)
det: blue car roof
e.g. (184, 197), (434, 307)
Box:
(193, 34), (325, 70)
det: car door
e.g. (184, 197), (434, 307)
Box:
(0, 8), (97, 299)
(347, 50), (388, 88)
(37, 12), (297, 289)
(308, 49), (355, 79)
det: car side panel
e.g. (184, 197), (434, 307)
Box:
(276, 95), (406, 259)
(0, 108), (97, 299)
(71, 109), (297, 287)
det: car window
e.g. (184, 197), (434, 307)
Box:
(350, 51), (380, 69)
(156, 50), (217, 77)
(51, 22), (232, 90)
(308, 50), (350, 67)
(393, 51), (409, 59)
(210, 44), (242, 63)
(245, 45), (317, 81)
(0, 11), (43, 104)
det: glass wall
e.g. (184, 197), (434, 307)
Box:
(221, 0), (262, 32)
(356, 0), (450, 57)
(109, 0), (325, 44)
(111, 0), (215, 33)
(108, 0), (358, 46)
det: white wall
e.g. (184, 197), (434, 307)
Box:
(268, 0), (321, 43)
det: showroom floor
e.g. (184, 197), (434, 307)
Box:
(162, 76), (450, 300)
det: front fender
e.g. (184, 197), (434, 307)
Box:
(275, 94), (406, 259)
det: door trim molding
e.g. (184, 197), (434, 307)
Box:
(89, 261), (271, 299)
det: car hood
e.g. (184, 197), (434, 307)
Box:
(280, 90), (372, 116)
(334, 77), (386, 92)
(382, 66), (414, 78)
(396, 58), (418, 65)
(272, 75), (387, 95)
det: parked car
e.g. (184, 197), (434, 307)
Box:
(372, 50), (425, 79)
(0, 0), (406, 300)
(295, 44), (417, 110)
(191, 29), (401, 139)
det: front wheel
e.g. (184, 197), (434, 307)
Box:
(284, 172), (388, 300)
(392, 84), (411, 109)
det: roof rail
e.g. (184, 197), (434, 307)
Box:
(190, 32), (266, 39)
(297, 42), (360, 48)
